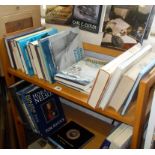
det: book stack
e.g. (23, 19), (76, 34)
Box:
(88, 43), (155, 115)
(5, 27), (85, 83)
(100, 123), (133, 149)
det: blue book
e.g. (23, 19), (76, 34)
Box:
(24, 87), (66, 137)
(121, 59), (155, 115)
(39, 27), (84, 82)
(16, 28), (58, 75)
(16, 84), (39, 133)
(5, 27), (45, 69)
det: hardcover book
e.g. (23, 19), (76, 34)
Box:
(109, 50), (155, 112)
(14, 28), (58, 75)
(71, 5), (103, 33)
(24, 86), (66, 137)
(101, 5), (153, 50)
(48, 121), (94, 149)
(4, 27), (45, 69)
(88, 43), (141, 108)
(99, 44), (152, 110)
(39, 27), (84, 82)
(55, 57), (108, 93)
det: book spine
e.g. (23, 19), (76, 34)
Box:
(4, 39), (15, 68)
(121, 59), (155, 115)
(27, 44), (37, 75)
(39, 39), (57, 82)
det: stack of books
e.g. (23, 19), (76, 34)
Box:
(5, 27), (85, 82)
(88, 43), (155, 115)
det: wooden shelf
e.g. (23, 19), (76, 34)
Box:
(8, 68), (136, 126)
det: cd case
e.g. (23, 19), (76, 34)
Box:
(48, 121), (94, 149)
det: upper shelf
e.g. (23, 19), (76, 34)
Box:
(8, 68), (136, 126)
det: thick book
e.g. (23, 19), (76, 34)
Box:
(101, 5), (153, 50)
(24, 87), (66, 137)
(14, 28), (58, 75)
(109, 51), (155, 112)
(39, 27), (84, 82)
(121, 60), (155, 115)
(71, 5), (103, 33)
(100, 123), (133, 149)
(48, 121), (94, 149)
(88, 43), (141, 108)
(55, 57), (108, 92)
(4, 27), (45, 69)
(99, 44), (152, 110)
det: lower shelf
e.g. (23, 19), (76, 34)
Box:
(62, 104), (113, 149)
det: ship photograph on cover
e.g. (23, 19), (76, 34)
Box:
(101, 5), (153, 50)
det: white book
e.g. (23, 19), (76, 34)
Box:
(28, 41), (44, 79)
(121, 60), (155, 115)
(10, 40), (25, 72)
(88, 43), (141, 108)
(109, 51), (155, 111)
(99, 44), (152, 110)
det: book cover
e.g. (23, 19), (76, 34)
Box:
(48, 121), (94, 149)
(101, 5), (153, 50)
(71, 5), (103, 33)
(16, 84), (39, 132)
(24, 87), (66, 137)
(16, 28), (58, 75)
(55, 57), (108, 92)
(45, 5), (73, 25)
(39, 27), (84, 82)
(4, 27), (45, 69)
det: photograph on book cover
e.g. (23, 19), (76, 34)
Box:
(41, 101), (59, 122)
(101, 5), (153, 50)
(71, 5), (102, 33)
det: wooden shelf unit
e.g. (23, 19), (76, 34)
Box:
(0, 37), (155, 149)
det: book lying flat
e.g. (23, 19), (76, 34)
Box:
(55, 57), (108, 92)
(48, 121), (94, 149)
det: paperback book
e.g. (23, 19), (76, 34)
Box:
(48, 121), (94, 149)
(71, 5), (103, 33)
(101, 5), (153, 50)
